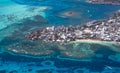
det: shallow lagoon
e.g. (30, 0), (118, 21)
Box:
(0, 0), (120, 73)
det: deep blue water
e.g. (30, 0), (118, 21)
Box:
(11, 0), (120, 25)
(0, 46), (120, 73)
(0, 0), (120, 73)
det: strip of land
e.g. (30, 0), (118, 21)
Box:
(70, 39), (120, 46)
(25, 11), (120, 45)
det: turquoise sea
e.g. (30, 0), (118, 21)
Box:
(0, 0), (120, 73)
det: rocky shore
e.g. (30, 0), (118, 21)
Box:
(87, 0), (120, 5)
(25, 11), (120, 44)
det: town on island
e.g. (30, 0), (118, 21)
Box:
(25, 11), (120, 44)
(3, 0), (120, 57)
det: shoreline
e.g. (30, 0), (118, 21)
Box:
(69, 39), (120, 48)
(71, 39), (120, 44)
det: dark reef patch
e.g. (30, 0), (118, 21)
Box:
(36, 69), (51, 73)
(9, 70), (18, 73)
(0, 70), (6, 73)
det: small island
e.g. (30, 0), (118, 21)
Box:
(3, 10), (120, 59)
(25, 11), (120, 45)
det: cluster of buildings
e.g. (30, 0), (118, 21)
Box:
(25, 11), (120, 43)
(87, 0), (120, 5)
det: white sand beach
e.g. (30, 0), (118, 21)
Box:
(71, 39), (119, 44)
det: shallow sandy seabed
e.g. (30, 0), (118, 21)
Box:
(0, 3), (49, 30)
(3, 35), (120, 59)
(70, 39), (120, 52)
